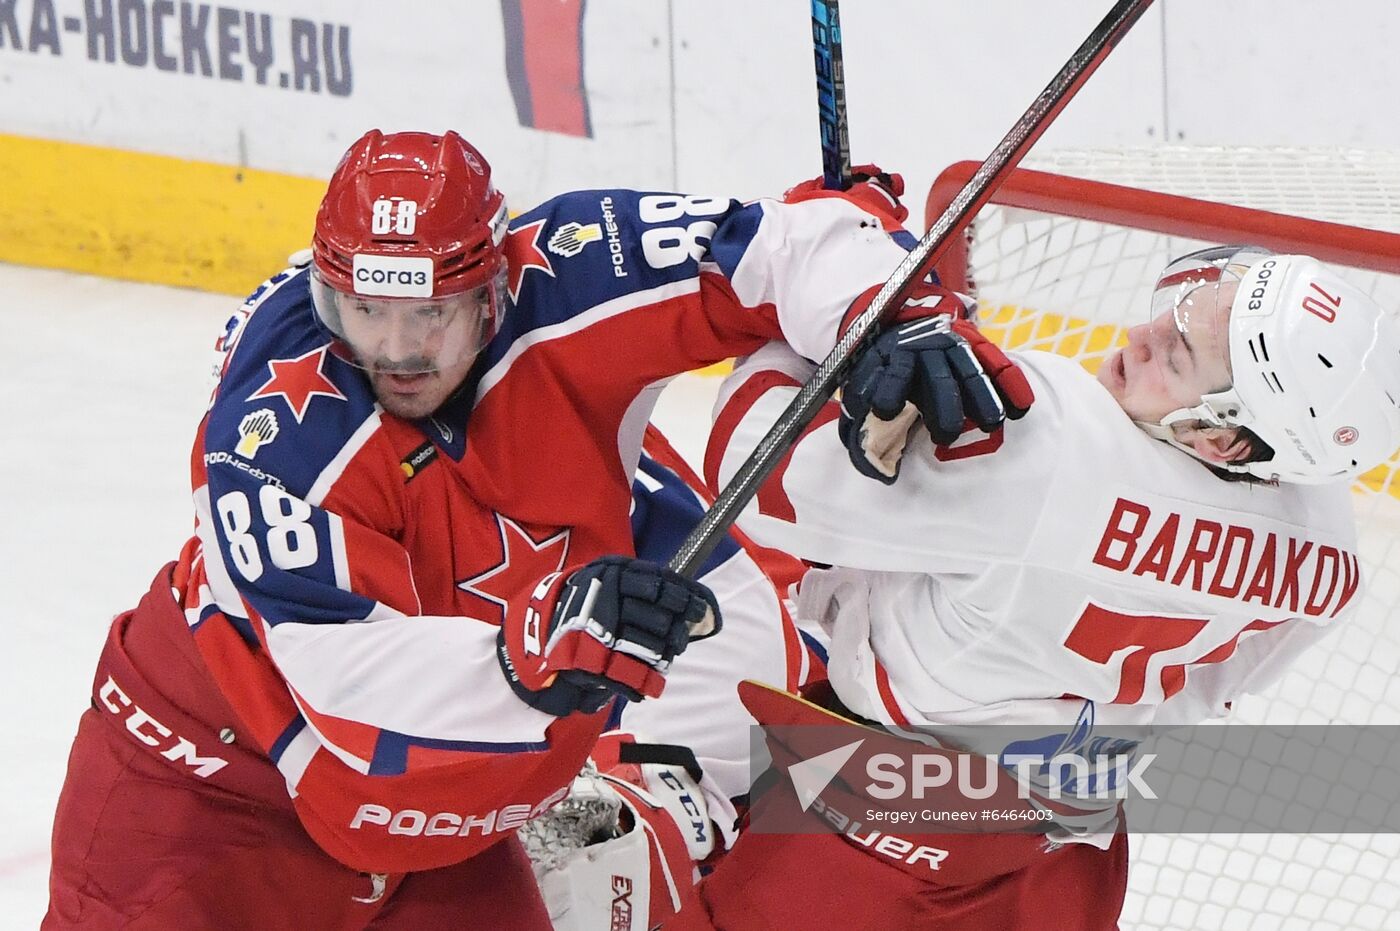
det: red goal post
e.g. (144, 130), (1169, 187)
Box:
(926, 160), (1400, 290)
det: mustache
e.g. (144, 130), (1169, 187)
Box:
(368, 358), (437, 375)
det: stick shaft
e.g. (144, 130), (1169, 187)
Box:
(811, 0), (850, 190)
(670, 0), (1156, 580)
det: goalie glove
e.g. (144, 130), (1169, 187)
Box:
(839, 284), (1035, 483)
(591, 732), (717, 862)
(521, 739), (712, 931)
(497, 556), (721, 717)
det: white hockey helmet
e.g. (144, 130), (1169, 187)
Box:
(1143, 246), (1400, 484)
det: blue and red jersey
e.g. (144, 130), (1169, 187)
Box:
(161, 187), (907, 871)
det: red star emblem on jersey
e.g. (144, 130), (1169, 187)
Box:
(503, 219), (554, 303)
(247, 346), (347, 423)
(457, 513), (571, 625)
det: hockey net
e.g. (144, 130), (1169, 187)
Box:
(925, 147), (1400, 931)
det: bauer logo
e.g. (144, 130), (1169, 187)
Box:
(352, 255), (434, 297)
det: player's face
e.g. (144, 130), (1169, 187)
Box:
(1098, 280), (1236, 424)
(334, 288), (492, 419)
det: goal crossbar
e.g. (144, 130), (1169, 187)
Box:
(925, 160), (1400, 293)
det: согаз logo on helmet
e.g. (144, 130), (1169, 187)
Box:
(355, 268), (429, 286)
(351, 255), (435, 298)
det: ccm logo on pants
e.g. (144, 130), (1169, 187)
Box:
(98, 675), (229, 778)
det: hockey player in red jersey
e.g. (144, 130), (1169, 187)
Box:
(520, 426), (826, 931)
(692, 246), (1400, 929)
(42, 130), (1031, 929)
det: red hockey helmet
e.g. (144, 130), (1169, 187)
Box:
(309, 130), (511, 377)
(312, 129), (508, 299)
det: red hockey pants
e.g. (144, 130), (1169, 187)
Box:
(680, 763), (1128, 930)
(43, 566), (551, 930)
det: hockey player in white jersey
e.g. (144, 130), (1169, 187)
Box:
(689, 245), (1400, 930)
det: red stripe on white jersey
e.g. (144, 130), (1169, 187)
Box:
(873, 658), (913, 728)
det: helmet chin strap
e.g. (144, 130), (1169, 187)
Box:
(1133, 386), (1256, 475)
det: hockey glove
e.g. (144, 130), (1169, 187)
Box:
(839, 286), (1034, 483)
(784, 162), (909, 224)
(497, 556), (721, 717)
(521, 745), (708, 931)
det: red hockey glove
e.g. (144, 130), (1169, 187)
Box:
(783, 163), (909, 224)
(839, 283), (1035, 483)
(497, 557), (721, 717)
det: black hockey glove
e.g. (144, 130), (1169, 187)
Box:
(498, 556), (721, 717)
(840, 308), (1034, 484)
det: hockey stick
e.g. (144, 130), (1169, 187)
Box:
(670, 0), (1156, 581)
(811, 0), (851, 190)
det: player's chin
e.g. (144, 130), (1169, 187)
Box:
(372, 372), (448, 419)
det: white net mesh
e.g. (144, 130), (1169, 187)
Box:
(517, 762), (623, 875)
(947, 146), (1400, 931)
